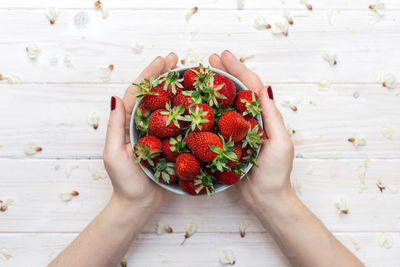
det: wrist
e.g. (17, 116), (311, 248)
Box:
(108, 193), (154, 223)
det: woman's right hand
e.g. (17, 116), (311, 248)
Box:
(209, 50), (296, 215)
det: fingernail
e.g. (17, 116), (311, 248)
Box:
(267, 86), (274, 100)
(111, 96), (116, 111)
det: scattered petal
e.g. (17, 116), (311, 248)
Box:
(65, 165), (80, 178)
(334, 198), (349, 215)
(376, 178), (386, 193)
(46, 6), (61, 24)
(283, 9), (293, 25)
(181, 222), (198, 245)
(0, 248), (12, 260)
(271, 19), (289, 36)
(381, 125), (394, 139)
(350, 238), (360, 251)
(98, 65), (114, 82)
(0, 73), (21, 85)
(181, 49), (204, 66)
(280, 95), (303, 111)
(356, 158), (370, 193)
(120, 258), (127, 267)
(299, 0), (313, 10)
(237, 0), (245, 9)
(89, 165), (108, 180)
(368, 1), (385, 26)
(348, 134), (366, 147)
(220, 249), (236, 265)
(239, 52), (254, 63)
(317, 79), (331, 90)
(293, 178), (303, 193)
(253, 16), (271, 30)
(24, 141), (42, 155)
(60, 187), (79, 202)
(64, 55), (74, 68)
(87, 111), (100, 130)
(185, 7), (198, 22)
(238, 219), (249, 237)
(156, 221), (173, 235)
(94, 1), (109, 19)
(322, 52), (337, 66)
(131, 43), (144, 54)
(382, 73), (397, 89)
(26, 44), (41, 59)
(378, 233), (393, 249)
(0, 198), (15, 212)
(160, 254), (170, 264)
(287, 124), (296, 137)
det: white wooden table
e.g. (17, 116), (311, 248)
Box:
(1, 0), (399, 266)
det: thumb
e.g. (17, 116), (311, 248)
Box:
(259, 86), (289, 141)
(105, 96), (126, 153)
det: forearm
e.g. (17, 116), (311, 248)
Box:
(255, 190), (363, 267)
(49, 194), (152, 267)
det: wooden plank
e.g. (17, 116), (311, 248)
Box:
(0, 10), (399, 83)
(1, 0), (400, 10)
(0, 84), (399, 159)
(0, 159), (399, 233)
(0, 232), (398, 267)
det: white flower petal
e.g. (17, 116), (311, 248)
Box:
(334, 198), (348, 214)
(87, 111), (100, 128)
(317, 79), (331, 90)
(46, 6), (61, 24)
(100, 6), (109, 19)
(60, 187), (78, 202)
(184, 49), (204, 66)
(219, 249), (236, 265)
(271, 20), (289, 35)
(64, 55), (74, 68)
(186, 222), (198, 237)
(98, 65), (113, 81)
(24, 141), (40, 155)
(381, 125), (394, 139)
(156, 221), (172, 235)
(89, 165), (108, 180)
(356, 158), (370, 193)
(379, 233), (393, 249)
(253, 16), (269, 30)
(238, 219), (249, 237)
(382, 73), (397, 89)
(26, 44), (41, 59)
(350, 238), (360, 251)
(0, 73), (21, 85)
(65, 165), (80, 178)
(293, 178), (303, 193)
(0, 248), (12, 260)
(322, 52), (337, 65)
(131, 42), (144, 54)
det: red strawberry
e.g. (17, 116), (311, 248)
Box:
(242, 118), (266, 149)
(174, 153), (201, 181)
(186, 132), (223, 162)
(203, 74), (236, 108)
(134, 136), (162, 168)
(183, 64), (213, 91)
(142, 86), (172, 111)
(227, 142), (242, 167)
(158, 69), (184, 98)
(241, 143), (258, 166)
(179, 171), (214, 195)
(217, 111), (250, 142)
(186, 104), (215, 132)
(234, 90), (263, 118)
(173, 92), (195, 114)
(148, 103), (186, 139)
(154, 159), (178, 185)
(134, 104), (151, 134)
(215, 170), (241, 185)
(162, 135), (188, 161)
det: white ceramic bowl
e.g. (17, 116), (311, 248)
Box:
(130, 66), (263, 195)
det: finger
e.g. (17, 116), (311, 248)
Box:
(259, 86), (290, 141)
(105, 96), (126, 154)
(209, 53), (227, 72)
(220, 50), (264, 92)
(164, 52), (179, 72)
(122, 56), (166, 114)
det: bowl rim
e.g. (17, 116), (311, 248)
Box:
(130, 66), (263, 196)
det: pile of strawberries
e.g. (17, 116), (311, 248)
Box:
(133, 64), (266, 195)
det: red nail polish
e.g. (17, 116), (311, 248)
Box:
(267, 86), (274, 100)
(111, 96), (116, 111)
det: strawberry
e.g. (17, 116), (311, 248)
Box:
(174, 153), (201, 181)
(162, 135), (188, 161)
(217, 111), (250, 142)
(242, 118), (266, 149)
(157, 69), (184, 98)
(133, 79), (172, 112)
(173, 92), (196, 114)
(227, 142), (242, 167)
(179, 171), (214, 195)
(186, 103), (215, 132)
(183, 64), (213, 91)
(154, 159), (178, 185)
(186, 132), (223, 162)
(134, 104), (151, 135)
(148, 103), (186, 139)
(203, 74), (236, 108)
(134, 136), (162, 167)
(234, 90), (263, 117)
(241, 144), (258, 166)
(215, 169), (241, 185)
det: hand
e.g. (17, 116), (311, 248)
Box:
(103, 53), (178, 212)
(209, 51), (295, 215)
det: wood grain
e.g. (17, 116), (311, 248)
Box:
(0, 10), (399, 83)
